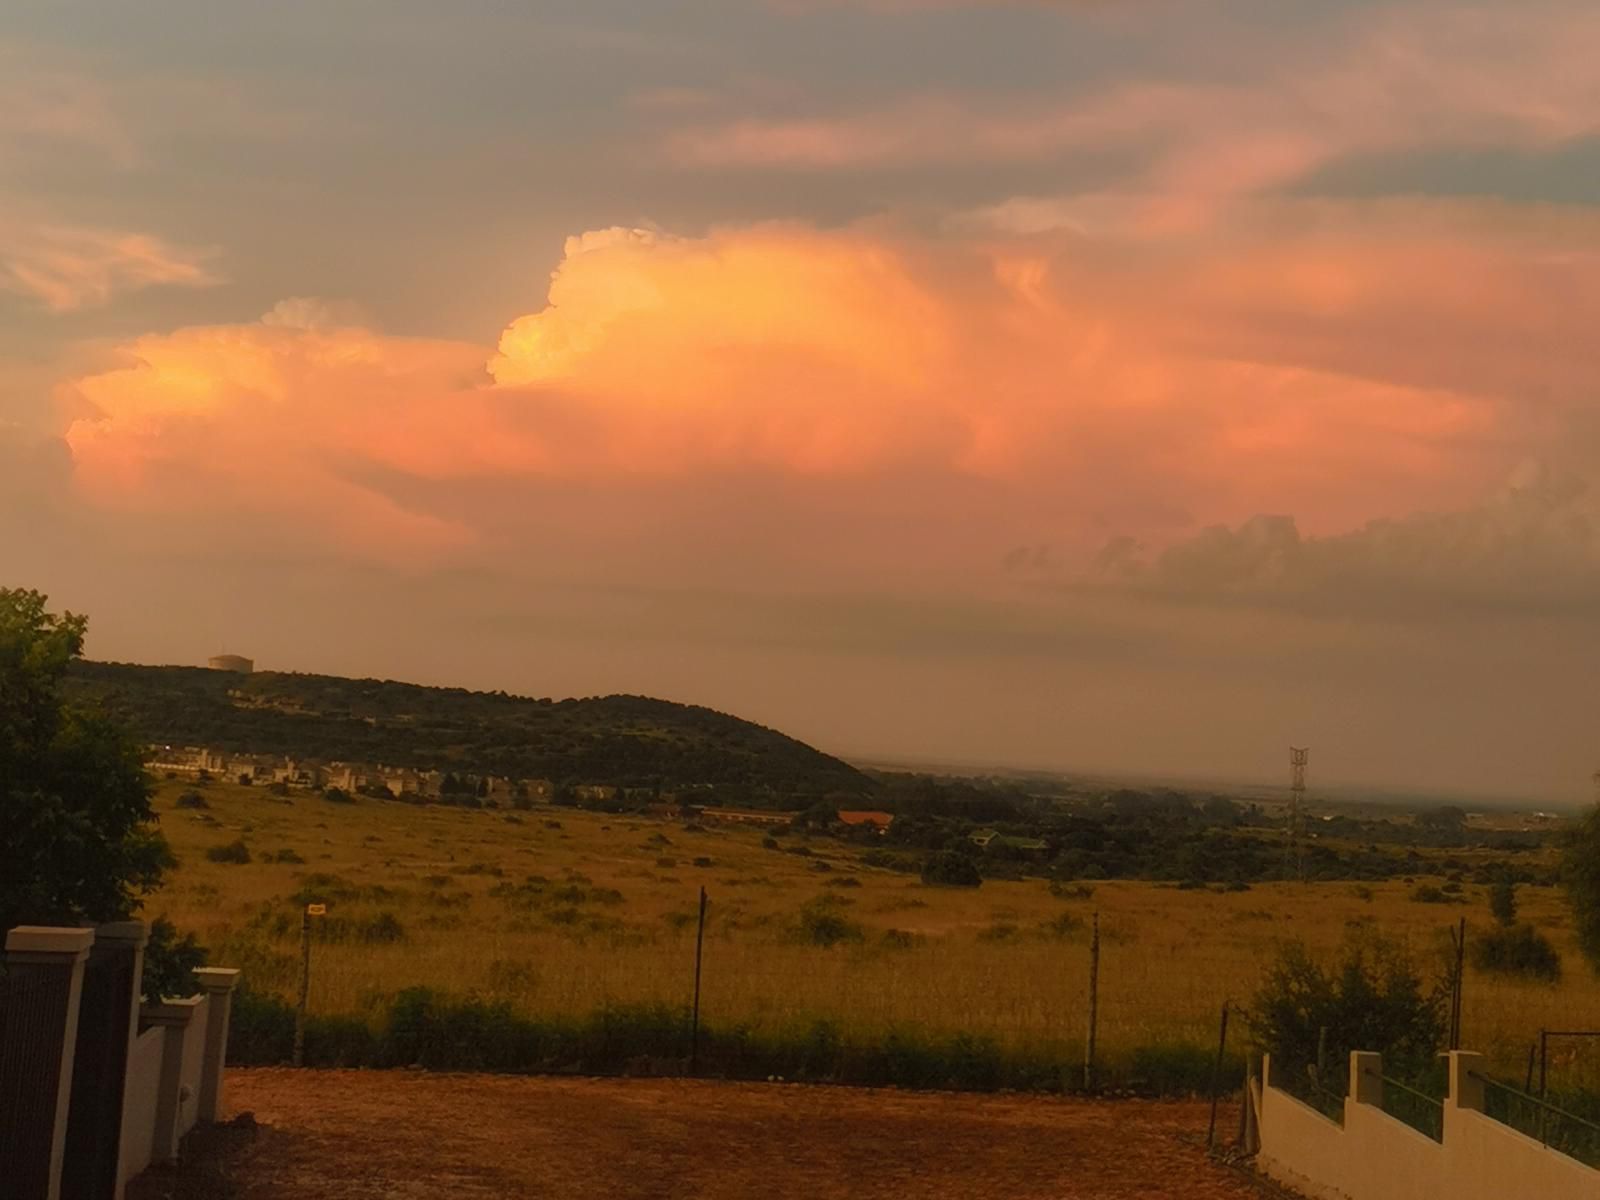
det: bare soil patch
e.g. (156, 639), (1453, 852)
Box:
(130, 1068), (1269, 1200)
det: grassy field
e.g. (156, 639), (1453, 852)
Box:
(149, 779), (1591, 1086)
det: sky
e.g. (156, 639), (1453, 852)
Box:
(3, 0), (1599, 802)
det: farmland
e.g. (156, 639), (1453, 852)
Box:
(146, 777), (1588, 1089)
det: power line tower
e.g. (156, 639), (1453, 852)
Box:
(1288, 747), (1309, 882)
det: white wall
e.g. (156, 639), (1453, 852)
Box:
(177, 1000), (209, 1140)
(119, 1027), (166, 1186)
(1257, 1051), (1600, 1200)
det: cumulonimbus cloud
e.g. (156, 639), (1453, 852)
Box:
(53, 203), (1596, 592)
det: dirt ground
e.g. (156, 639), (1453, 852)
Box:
(128, 1069), (1272, 1200)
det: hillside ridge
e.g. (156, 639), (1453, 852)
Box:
(64, 660), (872, 805)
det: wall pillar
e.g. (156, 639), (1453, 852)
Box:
(1350, 1051), (1384, 1107)
(141, 997), (203, 1162)
(1448, 1050), (1485, 1113)
(62, 920), (148, 1200)
(0, 926), (96, 1200)
(192, 968), (241, 1122)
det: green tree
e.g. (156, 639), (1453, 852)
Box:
(1247, 935), (1445, 1097)
(1564, 805), (1600, 971)
(0, 588), (171, 935)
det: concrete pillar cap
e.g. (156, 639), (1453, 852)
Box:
(5, 925), (96, 955)
(143, 995), (205, 1026)
(94, 919), (150, 945)
(194, 967), (242, 993)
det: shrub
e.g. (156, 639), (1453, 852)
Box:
(977, 922), (1019, 942)
(1128, 1042), (1243, 1095)
(1247, 936), (1445, 1098)
(792, 897), (864, 947)
(921, 851), (982, 888)
(273, 848), (307, 864)
(762, 837), (780, 850)
(1489, 877), (1518, 927)
(358, 911), (407, 944)
(323, 787), (355, 804)
(206, 839), (251, 865)
(1042, 912), (1085, 938)
(1410, 884), (1457, 904)
(1472, 923), (1561, 981)
(175, 791), (209, 810)
(881, 928), (923, 950)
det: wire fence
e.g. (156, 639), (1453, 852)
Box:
(1475, 1070), (1600, 1169)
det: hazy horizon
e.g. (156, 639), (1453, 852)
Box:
(7, 1), (1600, 802)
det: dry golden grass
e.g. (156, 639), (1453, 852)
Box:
(149, 779), (1591, 1076)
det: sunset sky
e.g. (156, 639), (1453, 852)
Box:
(4, 1), (1599, 800)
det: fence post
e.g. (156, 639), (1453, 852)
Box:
(0, 926), (96, 1200)
(1083, 911), (1100, 1091)
(193, 968), (242, 1122)
(689, 887), (708, 1076)
(1206, 1001), (1229, 1152)
(1450, 918), (1465, 1050)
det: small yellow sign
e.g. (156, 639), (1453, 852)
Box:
(306, 903), (327, 916)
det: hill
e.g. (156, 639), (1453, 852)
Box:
(63, 661), (873, 805)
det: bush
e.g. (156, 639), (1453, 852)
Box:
(1248, 936), (1445, 1098)
(792, 897), (864, 947)
(921, 851), (982, 888)
(1472, 923), (1561, 981)
(174, 791), (209, 810)
(1128, 1041), (1243, 1096)
(142, 917), (207, 999)
(273, 848), (307, 864)
(323, 787), (355, 804)
(1489, 877), (1518, 927)
(206, 839), (252, 865)
(1411, 884), (1458, 904)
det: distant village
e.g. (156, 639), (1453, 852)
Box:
(146, 743), (896, 834)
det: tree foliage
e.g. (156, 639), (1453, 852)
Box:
(0, 589), (170, 935)
(920, 850), (982, 888)
(1565, 804), (1600, 973)
(1247, 935), (1446, 1096)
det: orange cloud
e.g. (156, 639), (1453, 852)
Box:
(57, 207), (1577, 573)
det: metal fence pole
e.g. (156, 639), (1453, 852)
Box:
(1083, 912), (1100, 1091)
(1451, 918), (1465, 1050)
(1207, 1001), (1230, 1152)
(1539, 1029), (1549, 1145)
(293, 907), (311, 1068)
(689, 887), (708, 1076)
